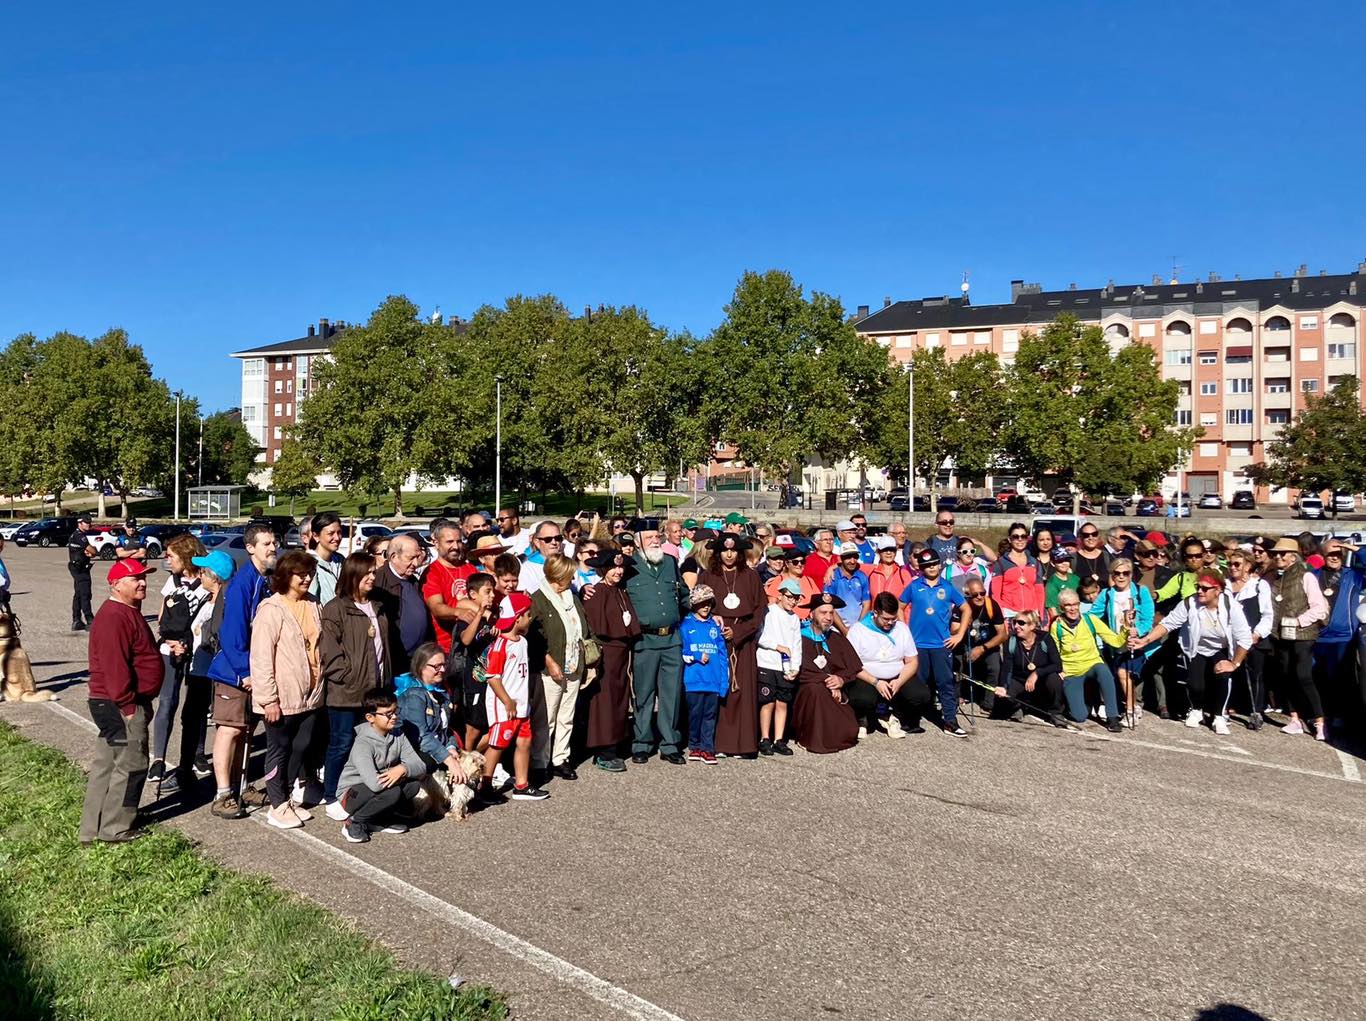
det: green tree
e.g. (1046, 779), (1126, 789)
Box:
(1002, 314), (1196, 508)
(1247, 375), (1366, 516)
(297, 296), (457, 517)
(192, 410), (260, 486)
(269, 437), (320, 516)
(0, 335), (43, 510)
(699, 270), (891, 502)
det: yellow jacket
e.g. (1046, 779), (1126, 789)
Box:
(1051, 613), (1125, 676)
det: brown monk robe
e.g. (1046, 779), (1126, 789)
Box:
(789, 593), (859, 754)
(581, 551), (641, 763)
(702, 534), (765, 757)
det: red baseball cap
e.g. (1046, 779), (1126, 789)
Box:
(496, 592), (532, 631)
(107, 559), (156, 584)
(1144, 530), (1170, 547)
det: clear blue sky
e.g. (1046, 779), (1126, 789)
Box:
(3, 2), (1363, 412)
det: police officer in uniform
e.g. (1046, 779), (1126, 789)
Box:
(68, 514), (97, 630)
(115, 518), (147, 562)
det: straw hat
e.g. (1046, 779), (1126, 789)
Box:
(1269, 537), (1301, 554)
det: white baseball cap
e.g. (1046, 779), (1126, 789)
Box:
(837, 542), (861, 558)
(873, 535), (897, 551)
(835, 519), (856, 532)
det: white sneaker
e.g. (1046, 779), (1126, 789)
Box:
(492, 764), (513, 790)
(1185, 709), (1204, 728)
(1098, 705), (1108, 721)
(857, 726), (869, 739)
(324, 799), (349, 821)
(291, 780), (305, 803)
(885, 723), (906, 740)
(1121, 715), (1134, 729)
(1212, 716), (1230, 736)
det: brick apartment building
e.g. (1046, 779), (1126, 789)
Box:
(853, 263), (1366, 503)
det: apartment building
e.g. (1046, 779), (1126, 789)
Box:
(853, 263), (1366, 503)
(230, 319), (346, 465)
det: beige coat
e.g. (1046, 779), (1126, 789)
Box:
(249, 594), (324, 715)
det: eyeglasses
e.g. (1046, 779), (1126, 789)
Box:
(1138, 550), (1157, 557)
(1111, 570), (1131, 577)
(1009, 532), (1028, 540)
(958, 549), (975, 557)
(496, 516), (513, 523)
(1011, 620), (1031, 627)
(1183, 552), (1204, 560)
(1325, 551), (1343, 558)
(423, 661), (446, 673)
(1196, 584), (1220, 592)
(967, 593), (985, 601)
(1272, 551), (1293, 558)
(369, 709), (399, 719)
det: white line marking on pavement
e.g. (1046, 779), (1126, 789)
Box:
(1073, 727), (1363, 785)
(260, 820), (688, 1021)
(1338, 750), (1362, 782)
(1178, 738), (1252, 756)
(33, 702), (685, 1021)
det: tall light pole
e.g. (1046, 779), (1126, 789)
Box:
(494, 375), (504, 517)
(197, 413), (204, 487)
(906, 360), (915, 502)
(173, 392), (182, 521)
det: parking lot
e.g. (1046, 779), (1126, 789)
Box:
(4, 545), (1365, 1020)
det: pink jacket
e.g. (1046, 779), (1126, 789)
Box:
(249, 594), (324, 715)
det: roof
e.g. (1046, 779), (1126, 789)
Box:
(856, 268), (1365, 335)
(231, 333), (340, 358)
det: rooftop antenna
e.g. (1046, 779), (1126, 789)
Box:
(430, 306), (442, 325)
(960, 271), (970, 300)
(1169, 256), (1182, 285)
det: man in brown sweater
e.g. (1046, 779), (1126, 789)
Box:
(80, 558), (164, 845)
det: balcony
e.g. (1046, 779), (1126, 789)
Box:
(1262, 389), (1294, 410)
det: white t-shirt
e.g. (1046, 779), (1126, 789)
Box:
(502, 529), (531, 558)
(356, 600), (384, 675)
(484, 634), (531, 724)
(847, 618), (919, 681)
(756, 605), (803, 674)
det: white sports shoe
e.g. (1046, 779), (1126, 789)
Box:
(1097, 705), (1108, 721)
(492, 764), (513, 790)
(1185, 709), (1204, 728)
(885, 723), (906, 740)
(324, 799), (349, 821)
(856, 726), (869, 739)
(1212, 716), (1231, 736)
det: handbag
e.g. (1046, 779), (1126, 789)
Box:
(582, 636), (602, 667)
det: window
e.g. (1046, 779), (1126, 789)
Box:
(1165, 349), (1192, 366)
(1266, 316), (1291, 332)
(298, 355), (310, 372)
(974, 331), (991, 345)
(1329, 375), (1345, 388)
(875, 337), (890, 348)
(1139, 323), (1156, 338)
(1199, 413), (1217, 427)
(951, 332), (968, 347)
(1226, 409), (1253, 425)
(1301, 379), (1319, 393)
(1199, 382), (1217, 396)
(1199, 442), (1219, 457)
(1199, 321), (1218, 335)
(924, 333), (940, 348)
(1266, 409), (1290, 425)
(1299, 348), (1318, 361)
(1226, 353), (1252, 365)
(1177, 381), (1191, 395)
(1266, 378), (1290, 394)
(1174, 410), (1192, 426)
(272, 426), (282, 440)
(241, 405), (257, 422)
(1229, 443), (1252, 457)
(895, 335), (912, 348)
(1329, 342), (1356, 360)
(286, 379), (293, 393)
(1198, 351), (1218, 365)
(273, 403), (282, 416)
(273, 380), (283, 394)
(1002, 329), (1019, 343)
(1265, 346), (1290, 362)
(243, 358), (264, 377)
(1227, 378), (1252, 394)
(1299, 316), (1318, 330)
(285, 403), (293, 416)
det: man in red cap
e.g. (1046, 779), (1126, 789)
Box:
(79, 559), (164, 845)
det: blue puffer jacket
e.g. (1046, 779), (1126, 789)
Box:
(1315, 565), (1366, 643)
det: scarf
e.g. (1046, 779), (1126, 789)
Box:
(539, 580), (581, 674)
(800, 620), (830, 652)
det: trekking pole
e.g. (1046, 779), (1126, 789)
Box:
(960, 674), (1082, 732)
(237, 718), (252, 817)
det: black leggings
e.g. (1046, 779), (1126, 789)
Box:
(1272, 639), (1322, 719)
(1186, 655), (1233, 718)
(263, 710), (318, 808)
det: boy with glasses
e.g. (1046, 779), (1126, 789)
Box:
(900, 549), (971, 737)
(337, 688), (428, 843)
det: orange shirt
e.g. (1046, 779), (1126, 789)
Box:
(765, 574), (820, 619)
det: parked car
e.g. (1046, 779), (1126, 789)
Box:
(888, 488), (910, 511)
(1197, 494), (1223, 510)
(1297, 496), (1326, 520)
(338, 521), (394, 556)
(1169, 491), (1192, 507)
(1230, 490), (1256, 510)
(1333, 492), (1356, 513)
(248, 515), (295, 540)
(1135, 498), (1160, 517)
(1002, 495), (1033, 516)
(0, 520), (24, 540)
(13, 517), (82, 547)
(1167, 503), (1192, 519)
(136, 524), (193, 559)
(1103, 499), (1126, 516)
(1031, 515), (1088, 542)
(994, 488), (1018, 503)
(283, 526), (304, 548)
(89, 528), (123, 560)
(201, 533), (253, 569)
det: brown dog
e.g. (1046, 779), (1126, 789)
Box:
(412, 750), (486, 821)
(0, 609), (56, 703)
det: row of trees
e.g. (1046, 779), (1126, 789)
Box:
(0, 330), (257, 517)
(1248, 375), (1366, 505)
(285, 274), (1198, 514)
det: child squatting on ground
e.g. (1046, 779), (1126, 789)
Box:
(337, 687), (428, 843)
(679, 585), (729, 763)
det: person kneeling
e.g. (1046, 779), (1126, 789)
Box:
(844, 592), (931, 738)
(337, 688), (428, 843)
(788, 593), (861, 753)
(1051, 592), (1127, 732)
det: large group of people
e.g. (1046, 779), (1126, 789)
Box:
(60, 504), (1366, 846)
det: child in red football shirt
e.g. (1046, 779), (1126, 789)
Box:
(476, 593), (547, 802)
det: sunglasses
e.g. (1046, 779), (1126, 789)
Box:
(1139, 550), (1157, 557)
(1080, 531), (1099, 538)
(1196, 584), (1220, 592)
(1272, 551), (1293, 557)
(1325, 551), (1344, 558)
(937, 519), (955, 526)
(540, 534), (563, 543)
(967, 593), (985, 601)
(578, 549), (597, 558)
(1011, 620), (1031, 627)
(1183, 552), (1204, 560)
(1009, 532), (1028, 539)
(1111, 570), (1132, 577)
(496, 516), (513, 523)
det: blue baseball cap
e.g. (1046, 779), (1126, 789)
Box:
(778, 579), (803, 597)
(191, 550), (236, 580)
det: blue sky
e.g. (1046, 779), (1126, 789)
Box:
(3, 2), (1363, 411)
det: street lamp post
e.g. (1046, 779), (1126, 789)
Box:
(494, 375), (504, 517)
(198, 413), (204, 487)
(906, 361), (915, 503)
(173, 392), (182, 521)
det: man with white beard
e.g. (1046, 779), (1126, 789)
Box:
(623, 528), (691, 764)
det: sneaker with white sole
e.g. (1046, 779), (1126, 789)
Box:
(377, 822), (409, 834)
(885, 723), (906, 740)
(492, 764), (513, 790)
(1212, 716), (1231, 736)
(1281, 719), (1305, 736)
(1097, 705), (1108, 722)
(857, 726), (869, 739)
(1185, 709), (1204, 728)
(342, 821), (370, 843)
(266, 807), (302, 830)
(324, 800), (349, 821)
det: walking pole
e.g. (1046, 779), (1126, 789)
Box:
(237, 717), (252, 817)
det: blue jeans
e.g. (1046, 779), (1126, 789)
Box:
(1063, 663), (1118, 722)
(152, 653), (206, 763)
(686, 691), (719, 754)
(920, 647), (957, 728)
(323, 707), (364, 801)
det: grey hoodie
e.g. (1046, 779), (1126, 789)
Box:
(337, 722), (427, 794)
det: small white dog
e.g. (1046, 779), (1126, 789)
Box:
(412, 750), (485, 821)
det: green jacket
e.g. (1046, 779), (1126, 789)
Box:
(624, 551), (690, 647)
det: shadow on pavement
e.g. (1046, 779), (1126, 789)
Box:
(1194, 1006), (1271, 1020)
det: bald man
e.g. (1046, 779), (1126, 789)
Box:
(371, 533), (433, 671)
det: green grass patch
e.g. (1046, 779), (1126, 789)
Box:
(0, 723), (506, 1021)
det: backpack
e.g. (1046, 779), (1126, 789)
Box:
(1054, 614), (1101, 651)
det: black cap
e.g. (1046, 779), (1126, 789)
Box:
(802, 592), (846, 611)
(588, 548), (635, 577)
(915, 548), (941, 568)
(125, 518), (138, 528)
(76, 513), (92, 524)
(782, 548), (805, 562)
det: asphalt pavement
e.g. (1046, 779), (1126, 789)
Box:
(3, 546), (1364, 1021)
